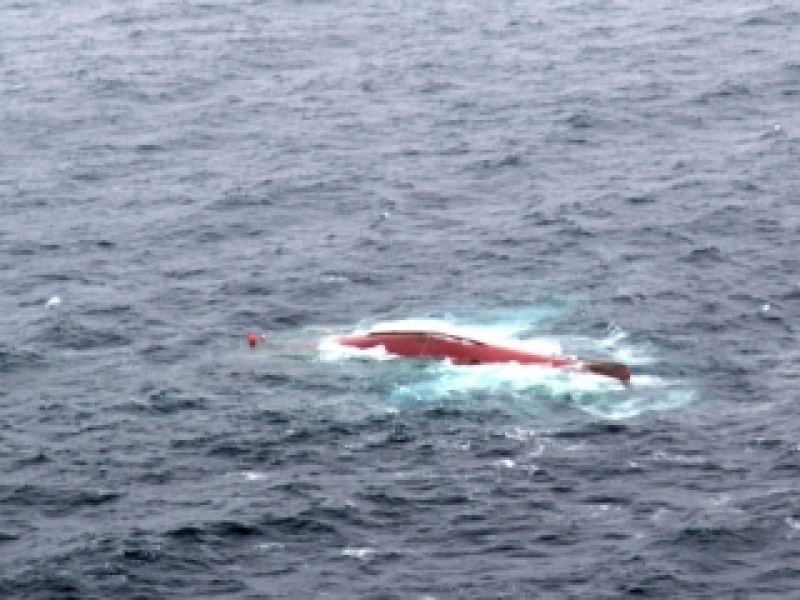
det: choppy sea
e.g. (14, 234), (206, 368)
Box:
(3, 0), (800, 597)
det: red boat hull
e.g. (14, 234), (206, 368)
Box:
(336, 331), (630, 383)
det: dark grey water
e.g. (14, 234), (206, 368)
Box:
(3, 0), (800, 597)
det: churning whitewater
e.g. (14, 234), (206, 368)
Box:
(256, 310), (692, 420)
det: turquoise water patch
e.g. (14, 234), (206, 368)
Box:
(388, 364), (693, 420)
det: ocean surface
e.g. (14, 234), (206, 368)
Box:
(3, 0), (800, 597)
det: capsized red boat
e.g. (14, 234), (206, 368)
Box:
(335, 326), (631, 383)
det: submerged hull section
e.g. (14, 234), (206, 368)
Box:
(336, 331), (631, 383)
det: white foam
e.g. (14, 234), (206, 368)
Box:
(601, 329), (628, 347)
(342, 547), (374, 559)
(256, 542), (285, 552)
(362, 318), (463, 337)
(391, 361), (624, 403)
(317, 335), (394, 362)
